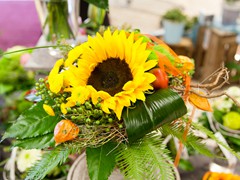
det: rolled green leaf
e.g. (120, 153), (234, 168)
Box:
(122, 89), (187, 143)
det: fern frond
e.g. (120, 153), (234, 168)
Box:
(115, 143), (145, 179)
(115, 133), (175, 180)
(25, 147), (73, 180)
(161, 123), (213, 157)
(141, 134), (175, 180)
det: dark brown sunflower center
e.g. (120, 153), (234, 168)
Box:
(87, 58), (133, 96)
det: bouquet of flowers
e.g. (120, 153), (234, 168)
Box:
(2, 29), (239, 180)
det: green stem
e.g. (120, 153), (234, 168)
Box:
(1, 45), (73, 56)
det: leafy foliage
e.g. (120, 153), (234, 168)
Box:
(25, 147), (71, 180)
(0, 47), (35, 95)
(161, 123), (214, 157)
(13, 133), (55, 149)
(2, 101), (61, 149)
(122, 89), (187, 143)
(86, 141), (117, 180)
(84, 0), (109, 10)
(162, 8), (187, 22)
(116, 134), (175, 180)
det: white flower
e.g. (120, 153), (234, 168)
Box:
(226, 86), (240, 98)
(213, 97), (233, 112)
(16, 149), (42, 172)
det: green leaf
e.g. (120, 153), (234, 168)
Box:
(2, 101), (61, 141)
(13, 133), (55, 149)
(122, 89), (187, 143)
(84, 0), (109, 10)
(116, 134), (175, 180)
(153, 45), (175, 63)
(0, 83), (14, 94)
(179, 159), (194, 171)
(86, 141), (117, 180)
(26, 147), (71, 180)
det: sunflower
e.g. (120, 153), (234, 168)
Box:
(48, 29), (157, 119)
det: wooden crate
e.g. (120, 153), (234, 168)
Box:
(194, 26), (238, 80)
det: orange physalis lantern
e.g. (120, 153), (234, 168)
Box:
(54, 119), (80, 145)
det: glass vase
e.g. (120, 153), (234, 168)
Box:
(38, 0), (79, 43)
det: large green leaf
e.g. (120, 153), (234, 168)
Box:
(122, 89), (187, 143)
(84, 0), (109, 10)
(13, 133), (55, 149)
(2, 101), (61, 141)
(86, 141), (117, 180)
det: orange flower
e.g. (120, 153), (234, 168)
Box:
(203, 171), (240, 180)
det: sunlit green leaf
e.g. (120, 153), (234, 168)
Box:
(122, 89), (187, 143)
(13, 133), (55, 149)
(2, 101), (61, 141)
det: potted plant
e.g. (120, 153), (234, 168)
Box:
(162, 8), (187, 44)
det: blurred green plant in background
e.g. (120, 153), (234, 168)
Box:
(0, 46), (35, 126)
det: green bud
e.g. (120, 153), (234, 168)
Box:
(108, 118), (113, 123)
(95, 120), (100, 125)
(39, 78), (44, 82)
(119, 124), (123, 129)
(41, 95), (45, 100)
(86, 118), (91, 123)
(95, 103), (101, 109)
(67, 107), (72, 112)
(77, 107), (84, 113)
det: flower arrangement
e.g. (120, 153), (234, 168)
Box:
(1, 29), (240, 180)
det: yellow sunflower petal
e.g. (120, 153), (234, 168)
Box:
(43, 104), (55, 116)
(60, 103), (68, 114)
(144, 59), (158, 71)
(64, 45), (82, 67)
(49, 74), (64, 94)
(48, 59), (64, 93)
(115, 103), (124, 120)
